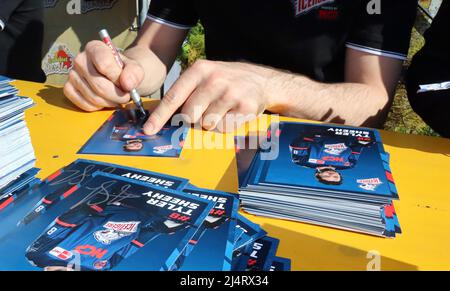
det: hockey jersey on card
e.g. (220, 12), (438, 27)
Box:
(289, 134), (374, 169)
(25, 201), (188, 271)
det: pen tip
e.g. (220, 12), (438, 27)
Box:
(139, 107), (147, 117)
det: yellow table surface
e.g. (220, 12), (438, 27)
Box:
(15, 80), (450, 271)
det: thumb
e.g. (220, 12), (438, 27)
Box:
(120, 61), (144, 92)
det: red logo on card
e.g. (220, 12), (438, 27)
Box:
(293, 0), (335, 16)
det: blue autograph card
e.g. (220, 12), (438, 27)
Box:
(78, 109), (188, 157)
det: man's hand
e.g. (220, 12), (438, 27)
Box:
(144, 60), (275, 134)
(63, 40), (145, 112)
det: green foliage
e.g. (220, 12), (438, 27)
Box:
(384, 83), (439, 137)
(178, 22), (206, 70)
(383, 14), (440, 137)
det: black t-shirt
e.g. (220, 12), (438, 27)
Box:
(407, 1), (450, 88)
(148, 0), (417, 83)
(0, 0), (45, 82)
(405, 1), (450, 138)
(421, 1), (450, 62)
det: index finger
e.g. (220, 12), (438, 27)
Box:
(143, 68), (202, 135)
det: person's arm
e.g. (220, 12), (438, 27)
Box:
(266, 48), (404, 127)
(142, 0), (416, 134)
(143, 49), (403, 134)
(63, 0), (197, 112)
(124, 20), (189, 96)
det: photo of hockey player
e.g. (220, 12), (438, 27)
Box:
(123, 139), (143, 152)
(78, 109), (188, 157)
(25, 200), (189, 271)
(289, 132), (375, 186)
(19, 159), (189, 227)
(21, 173), (214, 271)
(251, 122), (397, 198)
(109, 109), (170, 142)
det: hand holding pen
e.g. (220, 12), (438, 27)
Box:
(99, 29), (146, 117)
(63, 29), (147, 115)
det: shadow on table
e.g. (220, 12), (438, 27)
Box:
(213, 151), (239, 194)
(37, 85), (81, 111)
(37, 85), (162, 113)
(381, 130), (450, 157)
(260, 223), (418, 271)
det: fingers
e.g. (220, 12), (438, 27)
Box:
(203, 110), (248, 133)
(180, 83), (226, 125)
(120, 61), (145, 92)
(143, 63), (204, 135)
(67, 70), (118, 108)
(86, 40), (145, 95)
(201, 96), (237, 131)
(142, 59), (260, 135)
(215, 110), (252, 133)
(73, 52), (130, 105)
(63, 81), (103, 112)
(64, 40), (145, 111)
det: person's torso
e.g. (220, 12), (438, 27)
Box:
(422, 1), (450, 61)
(0, 0), (45, 82)
(193, 0), (359, 82)
(411, 1), (450, 77)
(0, 0), (43, 38)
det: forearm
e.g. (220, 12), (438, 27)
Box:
(123, 45), (167, 96)
(123, 20), (188, 97)
(265, 70), (391, 128)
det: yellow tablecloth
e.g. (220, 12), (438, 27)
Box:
(16, 80), (450, 271)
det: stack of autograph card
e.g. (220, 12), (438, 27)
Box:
(0, 159), (290, 271)
(237, 122), (401, 238)
(0, 76), (40, 212)
(231, 215), (291, 271)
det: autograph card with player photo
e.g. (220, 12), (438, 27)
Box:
(246, 122), (398, 201)
(234, 236), (280, 271)
(238, 122), (402, 237)
(0, 172), (214, 271)
(172, 187), (239, 271)
(233, 214), (267, 251)
(78, 109), (188, 157)
(231, 214), (267, 270)
(20, 159), (189, 226)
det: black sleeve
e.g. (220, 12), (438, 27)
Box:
(0, 0), (24, 26)
(421, 1), (450, 62)
(147, 0), (198, 29)
(346, 0), (417, 60)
